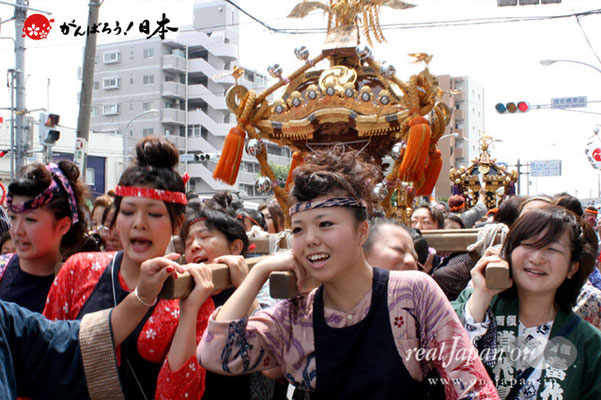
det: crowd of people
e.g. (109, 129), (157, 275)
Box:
(0, 135), (600, 399)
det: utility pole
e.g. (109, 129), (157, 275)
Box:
(8, 69), (16, 181)
(516, 159), (521, 195)
(75, 0), (101, 181)
(14, 0), (26, 172)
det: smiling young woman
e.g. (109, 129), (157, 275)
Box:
(0, 161), (88, 313)
(453, 205), (601, 399)
(197, 149), (498, 399)
(43, 136), (215, 400)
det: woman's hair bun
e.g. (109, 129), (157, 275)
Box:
(135, 136), (179, 169)
(57, 160), (81, 182)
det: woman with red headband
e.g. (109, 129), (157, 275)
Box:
(0, 161), (88, 313)
(197, 149), (498, 399)
(44, 137), (215, 400)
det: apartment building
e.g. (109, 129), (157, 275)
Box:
(435, 75), (485, 198)
(87, 1), (290, 197)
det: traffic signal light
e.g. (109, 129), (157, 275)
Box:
(39, 112), (60, 146)
(194, 153), (215, 162)
(495, 102), (530, 114)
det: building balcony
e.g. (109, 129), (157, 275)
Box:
(188, 84), (227, 110)
(453, 109), (464, 120)
(454, 147), (465, 159)
(161, 82), (186, 98)
(162, 54), (186, 73)
(188, 58), (235, 85)
(161, 108), (186, 125)
(187, 109), (230, 137)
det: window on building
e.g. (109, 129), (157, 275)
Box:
(241, 184), (255, 197)
(224, 113), (230, 124)
(179, 126), (186, 137)
(244, 70), (255, 82)
(102, 104), (119, 115)
(187, 124), (201, 137)
(90, 107), (100, 116)
(201, 126), (209, 140)
(103, 77), (120, 89)
(129, 50), (134, 59)
(143, 101), (153, 111)
(455, 102), (462, 110)
(267, 144), (282, 156)
(130, 77), (134, 84)
(93, 81), (99, 90)
(143, 75), (154, 85)
(143, 48), (155, 59)
(172, 49), (185, 58)
(86, 168), (95, 185)
(104, 129), (119, 135)
(165, 129), (172, 136)
(103, 51), (120, 64)
(142, 128), (154, 137)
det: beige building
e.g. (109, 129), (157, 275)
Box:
(435, 75), (484, 199)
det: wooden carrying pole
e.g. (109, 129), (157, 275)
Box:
(159, 256), (268, 299)
(158, 229), (502, 300)
(268, 228), (503, 299)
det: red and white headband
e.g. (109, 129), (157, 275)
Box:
(115, 186), (187, 205)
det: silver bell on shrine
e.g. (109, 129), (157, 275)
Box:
(255, 176), (272, 193)
(267, 64), (283, 78)
(355, 45), (372, 60)
(373, 182), (388, 201)
(390, 142), (406, 160)
(245, 139), (263, 157)
(294, 46), (309, 61)
(380, 62), (396, 78)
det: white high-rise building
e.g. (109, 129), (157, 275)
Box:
(87, 1), (290, 197)
(435, 75), (485, 198)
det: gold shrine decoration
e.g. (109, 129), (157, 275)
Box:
(450, 135), (518, 210)
(288, 0), (416, 46)
(213, 0), (451, 226)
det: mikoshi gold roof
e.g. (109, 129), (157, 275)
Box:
(450, 135), (519, 210)
(213, 0), (452, 224)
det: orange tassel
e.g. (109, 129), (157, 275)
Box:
(285, 151), (304, 192)
(398, 116), (430, 180)
(212, 126), (246, 185)
(416, 149), (442, 196)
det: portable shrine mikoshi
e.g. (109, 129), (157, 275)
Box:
(212, 0), (452, 225)
(449, 134), (519, 210)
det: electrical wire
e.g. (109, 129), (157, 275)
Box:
(574, 13), (601, 66)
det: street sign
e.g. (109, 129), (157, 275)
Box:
(73, 137), (87, 170)
(179, 153), (194, 163)
(530, 160), (561, 177)
(551, 96), (587, 109)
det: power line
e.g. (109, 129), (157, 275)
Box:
(574, 14), (601, 66)
(199, 5), (601, 35)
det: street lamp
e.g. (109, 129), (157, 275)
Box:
(539, 59), (601, 74)
(439, 132), (459, 141)
(124, 109), (159, 166)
